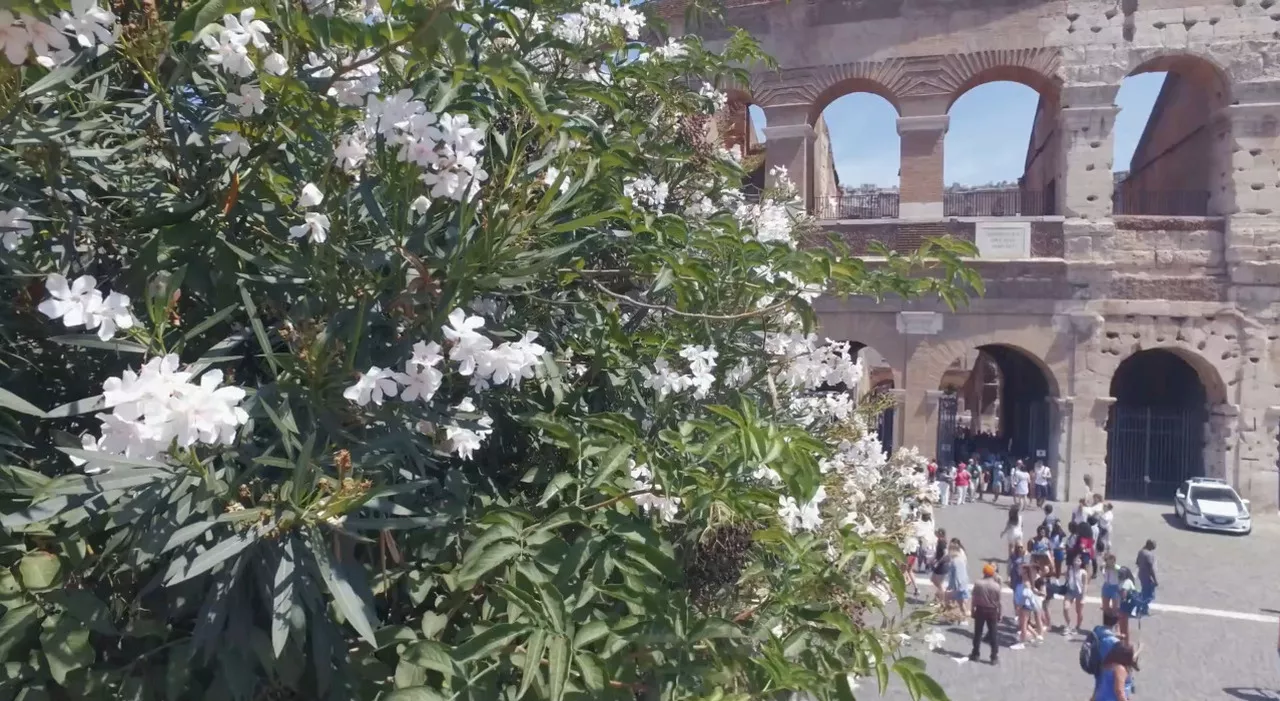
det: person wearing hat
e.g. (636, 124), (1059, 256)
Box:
(970, 563), (1003, 664)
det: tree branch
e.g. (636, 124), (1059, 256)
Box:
(588, 280), (792, 321)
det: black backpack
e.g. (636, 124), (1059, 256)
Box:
(1079, 628), (1103, 675)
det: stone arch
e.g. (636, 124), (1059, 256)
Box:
(1127, 51), (1232, 107)
(939, 49), (1063, 111)
(848, 340), (903, 391)
(1104, 346), (1230, 500)
(808, 76), (903, 125)
(915, 336), (1063, 401)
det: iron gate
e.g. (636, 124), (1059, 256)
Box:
(936, 394), (959, 466)
(1106, 405), (1206, 501)
(1003, 398), (1052, 464)
(877, 405), (895, 455)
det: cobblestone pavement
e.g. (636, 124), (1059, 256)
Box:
(877, 499), (1280, 701)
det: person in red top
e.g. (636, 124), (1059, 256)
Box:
(927, 461), (938, 482)
(954, 462), (971, 504)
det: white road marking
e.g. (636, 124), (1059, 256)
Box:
(914, 580), (1277, 624)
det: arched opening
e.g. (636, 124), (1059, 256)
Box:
(1105, 348), (1214, 501)
(721, 93), (767, 194)
(1112, 54), (1231, 216)
(849, 342), (897, 452)
(811, 83), (901, 220)
(935, 345), (1054, 472)
(945, 79), (1057, 216)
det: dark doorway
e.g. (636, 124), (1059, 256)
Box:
(1105, 349), (1208, 501)
(936, 393), (959, 467)
(941, 345), (1053, 469)
(873, 380), (896, 455)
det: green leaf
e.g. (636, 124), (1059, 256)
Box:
(546, 634), (571, 701)
(172, 0), (228, 40)
(573, 619), (609, 648)
(456, 541), (521, 588)
(0, 604), (40, 661)
(238, 283), (280, 375)
(518, 628), (547, 698)
(179, 303), (240, 346)
(310, 533), (379, 647)
(0, 386), (45, 418)
(18, 552), (62, 591)
(40, 613), (94, 684)
(420, 612), (447, 640)
(48, 335), (149, 353)
(164, 529), (259, 585)
(45, 394), (106, 418)
(271, 538), (298, 656)
(690, 618), (742, 642)
(576, 651), (605, 691)
(47, 590), (115, 635)
(382, 689), (449, 701)
(401, 640), (453, 677)
(451, 622), (527, 662)
(537, 473), (575, 507)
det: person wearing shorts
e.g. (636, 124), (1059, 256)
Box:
(1061, 554), (1089, 633)
(1099, 552), (1122, 614)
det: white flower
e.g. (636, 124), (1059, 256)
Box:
(342, 366), (399, 406)
(442, 308), (492, 376)
(69, 432), (111, 474)
(83, 291), (136, 341)
(24, 16), (72, 67)
(479, 331), (546, 388)
(542, 167), (570, 194)
(298, 182), (324, 208)
(262, 51), (288, 76)
(37, 273), (98, 328)
(224, 8), (270, 49)
(53, 0), (116, 50)
(622, 176), (668, 211)
(166, 369), (249, 447)
(629, 460), (680, 521)
(0, 207), (34, 250)
(394, 343), (443, 403)
(778, 486), (826, 533)
(226, 85), (267, 117)
(334, 133), (368, 172)
(214, 132), (250, 158)
(653, 38), (687, 60)
(202, 28), (254, 78)
(0, 12), (30, 65)
(445, 401), (494, 460)
(288, 212), (331, 243)
(922, 630), (946, 651)
(410, 195), (431, 214)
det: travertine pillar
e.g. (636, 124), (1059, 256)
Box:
(1071, 396), (1114, 499)
(897, 115), (948, 219)
(1057, 102), (1119, 222)
(762, 104), (815, 211)
(898, 312), (944, 455)
(1051, 396), (1074, 502)
(1217, 100), (1280, 301)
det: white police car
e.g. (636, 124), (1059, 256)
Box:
(1173, 477), (1251, 535)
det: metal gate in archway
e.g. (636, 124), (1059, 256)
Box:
(877, 405), (895, 454)
(1002, 398), (1052, 464)
(1105, 405), (1206, 501)
(936, 394), (959, 466)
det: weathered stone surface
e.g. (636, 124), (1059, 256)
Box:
(676, 0), (1280, 511)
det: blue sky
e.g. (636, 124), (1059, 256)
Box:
(749, 72), (1166, 187)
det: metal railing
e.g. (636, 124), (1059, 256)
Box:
(1112, 189), (1211, 216)
(942, 190), (1056, 217)
(813, 192), (900, 220)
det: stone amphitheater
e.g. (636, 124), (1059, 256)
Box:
(659, 0), (1280, 510)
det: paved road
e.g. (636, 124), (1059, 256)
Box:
(876, 499), (1280, 701)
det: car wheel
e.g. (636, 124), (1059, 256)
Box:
(1181, 513), (1193, 530)
(1174, 502), (1182, 518)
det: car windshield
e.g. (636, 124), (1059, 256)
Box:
(1189, 486), (1241, 505)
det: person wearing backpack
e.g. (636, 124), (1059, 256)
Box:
(1080, 610), (1122, 677)
(1089, 631), (1139, 701)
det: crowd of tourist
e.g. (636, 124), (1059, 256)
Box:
(927, 457), (1055, 510)
(911, 473), (1157, 701)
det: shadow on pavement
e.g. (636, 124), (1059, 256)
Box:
(1160, 513), (1184, 529)
(1223, 688), (1280, 701)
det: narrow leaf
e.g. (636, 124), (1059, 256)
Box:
(310, 532), (379, 646)
(0, 386), (45, 417)
(165, 529), (260, 585)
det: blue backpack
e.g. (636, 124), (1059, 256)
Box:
(1079, 626), (1119, 675)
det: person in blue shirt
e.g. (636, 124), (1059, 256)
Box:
(1092, 612), (1137, 701)
(990, 462), (1005, 504)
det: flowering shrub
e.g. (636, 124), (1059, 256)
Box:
(0, 0), (979, 699)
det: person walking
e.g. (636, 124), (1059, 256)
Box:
(937, 464), (953, 508)
(1091, 639), (1140, 701)
(1012, 462), (1031, 510)
(1033, 461), (1053, 506)
(1136, 540), (1158, 602)
(990, 461), (1005, 504)
(1099, 552), (1122, 615)
(930, 529), (950, 605)
(1063, 553), (1090, 633)
(969, 564), (1002, 664)
(1050, 521), (1068, 577)
(1098, 502), (1115, 554)
(1000, 504), (1023, 559)
(946, 538), (972, 621)
(954, 463), (971, 505)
